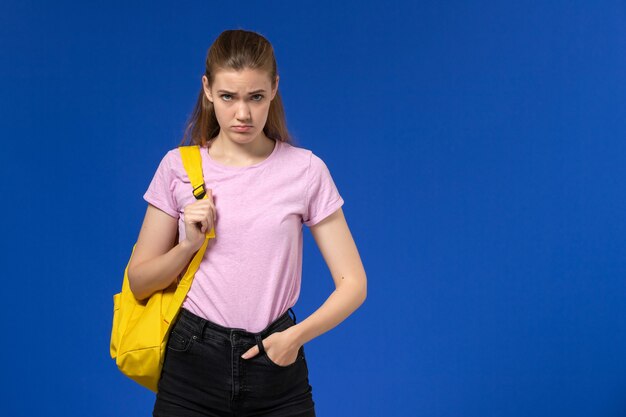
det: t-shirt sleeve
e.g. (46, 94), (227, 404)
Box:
(303, 153), (344, 227)
(143, 151), (179, 218)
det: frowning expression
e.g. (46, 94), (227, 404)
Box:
(203, 68), (279, 143)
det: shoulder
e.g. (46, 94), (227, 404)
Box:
(278, 140), (325, 170)
(278, 142), (337, 186)
(278, 141), (334, 184)
(159, 147), (185, 169)
(278, 140), (311, 159)
(164, 147), (183, 163)
(148, 147), (187, 182)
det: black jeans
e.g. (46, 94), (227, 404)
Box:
(153, 307), (316, 417)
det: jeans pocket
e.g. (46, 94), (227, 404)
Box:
(262, 345), (305, 369)
(167, 328), (196, 353)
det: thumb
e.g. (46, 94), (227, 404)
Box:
(241, 345), (259, 360)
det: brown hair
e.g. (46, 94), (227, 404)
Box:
(178, 29), (296, 147)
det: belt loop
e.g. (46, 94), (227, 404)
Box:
(254, 334), (265, 355)
(288, 307), (297, 324)
(198, 317), (207, 339)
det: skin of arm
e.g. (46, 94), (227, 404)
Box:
(289, 207), (367, 345)
(127, 204), (199, 301)
(241, 207), (367, 364)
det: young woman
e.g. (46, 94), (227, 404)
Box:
(128, 29), (367, 417)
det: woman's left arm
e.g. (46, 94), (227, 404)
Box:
(289, 207), (367, 347)
(241, 207), (366, 363)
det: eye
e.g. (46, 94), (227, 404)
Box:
(220, 94), (232, 101)
(251, 94), (264, 101)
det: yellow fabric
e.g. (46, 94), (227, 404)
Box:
(110, 145), (215, 392)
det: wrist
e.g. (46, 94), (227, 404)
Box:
(286, 323), (307, 348)
(178, 239), (198, 256)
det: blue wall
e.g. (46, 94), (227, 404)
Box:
(2, 1), (625, 416)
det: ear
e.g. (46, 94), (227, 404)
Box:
(271, 75), (279, 100)
(202, 75), (213, 103)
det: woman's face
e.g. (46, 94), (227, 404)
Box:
(203, 68), (279, 144)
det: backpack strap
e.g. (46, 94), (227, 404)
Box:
(179, 145), (207, 200)
(179, 145), (216, 238)
(163, 145), (216, 326)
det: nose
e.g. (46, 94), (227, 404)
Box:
(236, 102), (251, 122)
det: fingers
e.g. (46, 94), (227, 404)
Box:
(185, 212), (211, 232)
(205, 189), (217, 223)
(182, 188), (216, 238)
(241, 345), (258, 359)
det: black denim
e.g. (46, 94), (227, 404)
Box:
(153, 307), (316, 417)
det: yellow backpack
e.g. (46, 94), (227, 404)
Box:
(109, 145), (216, 392)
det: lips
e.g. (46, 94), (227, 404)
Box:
(232, 125), (252, 132)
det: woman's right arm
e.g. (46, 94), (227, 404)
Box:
(127, 204), (198, 301)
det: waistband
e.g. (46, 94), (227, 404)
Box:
(176, 307), (298, 346)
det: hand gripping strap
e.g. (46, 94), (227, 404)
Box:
(179, 145), (216, 238)
(164, 145), (216, 325)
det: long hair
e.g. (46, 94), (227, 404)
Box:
(178, 29), (296, 147)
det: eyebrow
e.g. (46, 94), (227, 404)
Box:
(217, 89), (267, 94)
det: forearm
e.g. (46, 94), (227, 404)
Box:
(290, 279), (367, 347)
(128, 240), (198, 301)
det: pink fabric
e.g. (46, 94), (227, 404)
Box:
(143, 139), (344, 332)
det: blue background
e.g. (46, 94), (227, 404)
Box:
(2, 1), (626, 416)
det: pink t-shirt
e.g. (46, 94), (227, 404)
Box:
(143, 139), (344, 332)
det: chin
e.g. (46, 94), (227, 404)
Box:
(230, 131), (261, 142)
